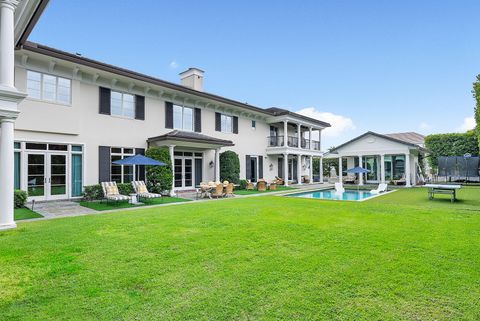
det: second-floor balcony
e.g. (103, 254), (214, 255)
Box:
(267, 136), (321, 151)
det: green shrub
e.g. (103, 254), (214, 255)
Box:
(83, 184), (103, 201)
(239, 179), (248, 190)
(220, 150), (240, 184)
(117, 183), (134, 195)
(145, 147), (173, 194)
(14, 189), (27, 208)
(425, 131), (479, 168)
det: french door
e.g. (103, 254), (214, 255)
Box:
(174, 157), (194, 189)
(27, 152), (68, 201)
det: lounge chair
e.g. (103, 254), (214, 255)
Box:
(343, 173), (356, 184)
(225, 183), (234, 197)
(257, 180), (267, 192)
(211, 183), (225, 198)
(393, 174), (406, 185)
(370, 183), (388, 194)
(334, 182), (345, 193)
(131, 181), (162, 200)
(101, 182), (130, 202)
(274, 176), (285, 185)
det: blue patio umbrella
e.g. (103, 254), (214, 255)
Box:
(345, 167), (370, 189)
(112, 154), (167, 166)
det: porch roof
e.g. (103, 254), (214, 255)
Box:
(147, 130), (234, 149)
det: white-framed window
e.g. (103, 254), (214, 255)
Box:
(111, 91), (135, 118)
(221, 114), (233, 133)
(251, 120), (256, 130)
(173, 104), (194, 131)
(111, 147), (135, 183)
(26, 70), (72, 105)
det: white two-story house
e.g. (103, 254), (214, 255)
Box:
(12, 42), (330, 201)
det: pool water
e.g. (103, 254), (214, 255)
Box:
(287, 189), (375, 201)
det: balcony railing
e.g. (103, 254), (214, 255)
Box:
(267, 136), (321, 150)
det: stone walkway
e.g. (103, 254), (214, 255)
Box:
(28, 200), (96, 218)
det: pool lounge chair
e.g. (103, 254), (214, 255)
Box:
(131, 180), (162, 200)
(101, 182), (130, 202)
(370, 183), (388, 194)
(334, 182), (345, 193)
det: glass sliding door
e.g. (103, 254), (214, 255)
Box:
(363, 156), (378, 181)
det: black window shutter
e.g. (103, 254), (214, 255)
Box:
(233, 116), (239, 134)
(99, 87), (111, 115)
(258, 156), (263, 179)
(215, 112), (221, 131)
(194, 108), (201, 132)
(98, 146), (111, 183)
(245, 155), (251, 181)
(278, 157), (284, 178)
(135, 148), (146, 181)
(165, 102), (173, 129)
(135, 95), (145, 120)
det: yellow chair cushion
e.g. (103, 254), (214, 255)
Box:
(106, 185), (119, 195)
(137, 185), (148, 194)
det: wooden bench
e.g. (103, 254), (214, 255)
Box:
(425, 184), (461, 202)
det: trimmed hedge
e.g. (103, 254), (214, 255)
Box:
(83, 184), (103, 200)
(425, 131), (479, 168)
(145, 147), (173, 194)
(220, 150), (240, 184)
(14, 190), (27, 208)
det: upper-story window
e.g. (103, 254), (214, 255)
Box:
(221, 114), (233, 133)
(27, 70), (71, 105)
(251, 120), (256, 130)
(111, 91), (135, 118)
(173, 104), (193, 131)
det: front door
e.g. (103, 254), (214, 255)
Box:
(174, 157), (194, 189)
(27, 153), (68, 201)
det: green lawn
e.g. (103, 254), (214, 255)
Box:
(79, 196), (191, 211)
(1, 187), (479, 320)
(234, 185), (296, 195)
(14, 207), (43, 220)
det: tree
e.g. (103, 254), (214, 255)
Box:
(424, 132), (479, 168)
(220, 150), (240, 183)
(145, 147), (173, 193)
(473, 74), (480, 148)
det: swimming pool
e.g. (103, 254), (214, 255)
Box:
(287, 189), (375, 201)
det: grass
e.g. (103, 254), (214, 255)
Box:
(79, 196), (191, 211)
(0, 187), (479, 320)
(233, 185), (296, 195)
(13, 207), (43, 221)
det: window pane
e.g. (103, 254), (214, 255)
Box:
(48, 144), (68, 151)
(27, 74), (41, 99)
(225, 115), (232, 133)
(14, 142), (21, 149)
(173, 105), (183, 129)
(123, 148), (133, 154)
(27, 70), (41, 81)
(183, 107), (193, 131)
(123, 100), (135, 118)
(14, 152), (20, 189)
(57, 85), (71, 104)
(72, 145), (82, 152)
(26, 143), (47, 150)
(42, 75), (56, 102)
(111, 147), (122, 154)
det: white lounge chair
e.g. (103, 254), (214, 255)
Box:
(370, 183), (388, 194)
(131, 180), (162, 200)
(101, 181), (130, 202)
(334, 182), (345, 193)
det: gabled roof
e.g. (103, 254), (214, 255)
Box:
(384, 132), (425, 146)
(265, 107), (331, 128)
(15, 0), (49, 48)
(329, 131), (425, 153)
(21, 42), (331, 128)
(147, 130), (234, 146)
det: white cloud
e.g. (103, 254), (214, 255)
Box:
(456, 116), (476, 132)
(419, 122), (431, 130)
(169, 60), (178, 69)
(296, 107), (356, 137)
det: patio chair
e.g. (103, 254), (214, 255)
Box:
(370, 183), (388, 195)
(393, 174), (406, 185)
(257, 180), (267, 192)
(274, 176), (285, 185)
(334, 182), (345, 193)
(225, 183), (234, 197)
(343, 173), (356, 184)
(101, 182), (130, 202)
(269, 182), (277, 190)
(211, 183), (225, 198)
(131, 181), (162, 201)
(246, 180), (255, 190)
(303, 175), (310, 184)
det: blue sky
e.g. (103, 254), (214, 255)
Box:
(29, 0), (479, 148)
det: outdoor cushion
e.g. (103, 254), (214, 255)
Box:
(106, 185), (119, 195)
(137, 185), (148, 194)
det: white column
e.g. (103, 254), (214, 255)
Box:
(319, 157), (324, 183)
(283, 120), (288, 147)
(297, 154), (302, 184)
(309, 156), (313, 184)
(283, 153), (289, 186)
(380, 154), (386, 184)
(168, 145), (175, 196)
(338, 156), (343, 183)
(0, 0), (25, 230)
(405, 153), (411, 187)
(358, 155), (364, 185)
(309, 127), (313, 150)
(0, 119), (15, 229)
(297, 123), (301, 148)
(215, 148), (220, 182)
